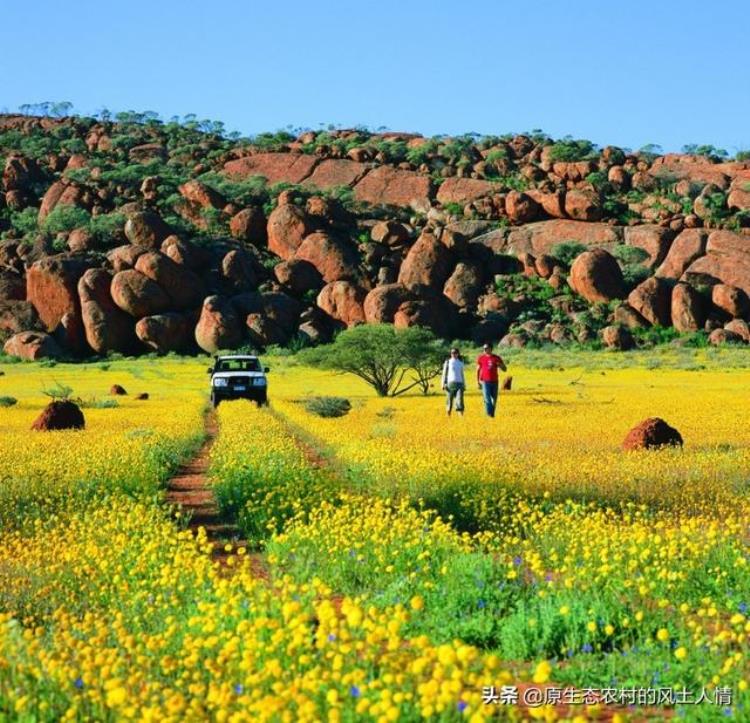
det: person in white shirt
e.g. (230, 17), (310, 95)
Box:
(441, 348), (465, 416)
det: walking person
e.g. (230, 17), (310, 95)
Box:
(441, 347), (465, 416)
(476, 342), (507, 418)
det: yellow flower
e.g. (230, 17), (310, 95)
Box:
(675, 647), (688, 661)
(410, 596), (424, 611)
(533, 660), (552, 684)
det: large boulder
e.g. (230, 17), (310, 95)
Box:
(223, 153), (319, 185)
(124, 211), (171, 249)
(316, 281), (366, 327)
(176, 180), (227, 229)
(397, 232), (454, 290)
(267, 203), (312, 260)
(3, 154), (40, 191)
(353, 166), (432, 209)
(38, 181), (85, 223)
(711, 283), (749, 319)
(110, 270), (171, 318)
(31, 400), (85, 431)
(0, 270), (25, 301)
(218, 249), (256, 293)
(569, 249), (625, 303)
(194, 295), (244, 353)
(671, 283), (706, 332)
(363, 284), (411, 323)
(627, 277), (672, 327)
(273, 259), (323, 295)
(107, 244), (149, 272)
(624, 225), (674, 269)
(160, 236), (207, 269)
(4, 331), (62, 360)
(304, 159), (368, 189)
(0, 300), (41, 335)
(178, 180), (226, 210)
(229, 207), (267, 245)
(725, 319), (750, 343)
(370, 221), (411, 246)
(600, 325), (634, 350)
(260, 292), (302, 334)
(506, 220), (622, 257)
(135, 313), (192, 353)
(622, 418), (683, 451)
(134, 251), (205, 309)
(564, 189), (602, 221)
(436, 178), (495, 205)
(246, 313), (289, 347)
(26, 255), (89, 354)
(78, 269), (136, 354)
(505, 191), (540, 224)
(295, 232), (360, 283)
(727, 173), (750, 211)
(655, 229), (708, 279)
(683, 230), (750, 298)
(393, 292), (458, 338)
(708, 327), (744, 346)
(443, 262), (484, 308)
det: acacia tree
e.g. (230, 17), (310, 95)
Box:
(300, 325), (447, 397)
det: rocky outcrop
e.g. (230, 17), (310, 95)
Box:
(353, 166), (432, 209)
(507, 220), (621, 256)
(224, 153), (319, 185)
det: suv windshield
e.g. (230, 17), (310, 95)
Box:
(216, 358), (261, 372)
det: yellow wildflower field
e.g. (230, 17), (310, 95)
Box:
(2, 348), (750, 721)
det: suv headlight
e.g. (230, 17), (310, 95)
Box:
(254, 377), (267, 386)
(213, 377), (228, 387)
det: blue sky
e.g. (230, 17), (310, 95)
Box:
(1, 0), (748, 153)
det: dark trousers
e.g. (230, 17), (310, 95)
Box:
(480, 381), (498, 417)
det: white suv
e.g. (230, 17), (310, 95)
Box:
(208, 355), (269, 407)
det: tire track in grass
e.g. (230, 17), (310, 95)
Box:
(164, 408), (267, 579)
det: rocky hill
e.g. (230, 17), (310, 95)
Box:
(1, 112), (749, 359)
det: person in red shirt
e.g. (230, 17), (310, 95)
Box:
(476, 342), (507, 418)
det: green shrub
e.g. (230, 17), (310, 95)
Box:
(611, 244), (649, 266)
(42, 205), (90, 235)
(621, 264), (650, 289)
(550, 241), (588, 266)
(303, 396), (352, 418)
(0, 396), (17, 407)
(547, 138), (596, 162)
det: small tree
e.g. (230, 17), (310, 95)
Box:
(300, 325), (447, 397)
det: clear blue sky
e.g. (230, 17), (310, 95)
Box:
(1, 0), (748, 153)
